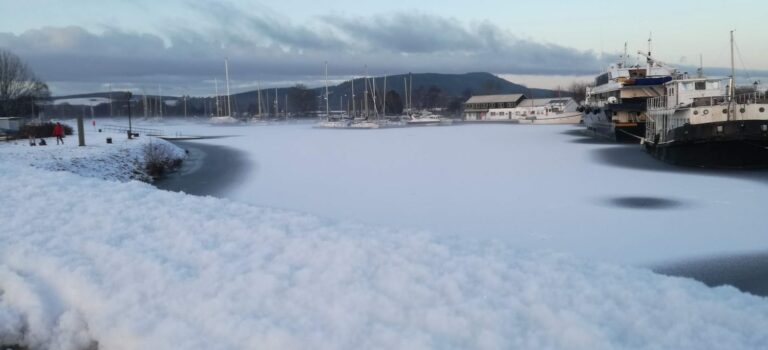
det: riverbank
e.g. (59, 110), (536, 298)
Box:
(154, 140), (250, 197)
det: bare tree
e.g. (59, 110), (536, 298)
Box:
(566, 81), (593, 104)
(0, 49), (50, 117)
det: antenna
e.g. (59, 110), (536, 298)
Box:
(697, 54), (704, 78)
(623, 42), (628, 67)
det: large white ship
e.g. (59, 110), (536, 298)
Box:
(581, 43), (676, 141)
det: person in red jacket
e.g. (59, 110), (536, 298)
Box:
(53, 122), (64, 145)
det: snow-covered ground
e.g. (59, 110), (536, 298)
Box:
(2, 118), (768, 349)
(144, 120), (768, 266)
(0, 123), (184, 182)
(2, 164), (768, 350)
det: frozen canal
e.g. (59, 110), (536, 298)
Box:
(153, 120), (768, 267)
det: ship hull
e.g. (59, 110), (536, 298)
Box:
(645, 120), (768, 168)
(583, 108), (645, 142)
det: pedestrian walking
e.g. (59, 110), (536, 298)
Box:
(53, 122), (64, 145)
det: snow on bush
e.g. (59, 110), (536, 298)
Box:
(1, 164), (767, 350)
(142, 141), (184, 178)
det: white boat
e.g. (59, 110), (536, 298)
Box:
(405, 111), (454, 126)
(517, 112), (583, 125)
(210, 116), (240, 124)
(406, 112), (442, 126)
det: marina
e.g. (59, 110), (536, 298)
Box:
(3, 2), (768, 347)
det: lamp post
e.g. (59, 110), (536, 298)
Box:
(126, 92), (133, 139)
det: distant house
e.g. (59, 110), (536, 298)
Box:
(463, 94), (527, 120)
(486, 98), (579, 121)
(0, 117), (26, 134)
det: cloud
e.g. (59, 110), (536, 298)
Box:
(0, 7), (607, 95)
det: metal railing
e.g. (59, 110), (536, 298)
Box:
(100, 124), (163, 136)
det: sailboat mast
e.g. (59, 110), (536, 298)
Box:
(364, 67), (369, 118)
(351, 77), (356, 118)
(728, 30), (735, 121)
(409, 73), (413, 114)
(372, 76), (379, 119)
(324, 61), (330, 119)
(158, 85), (163, 119)
(383, 75), (387, 117)
(257, 82), (262, 118)
(404, 77), (410, 115)
(214, 78), (221, 117)
(224, 58), (232, 117)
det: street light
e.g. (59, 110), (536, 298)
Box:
(126, 92), (133, 139)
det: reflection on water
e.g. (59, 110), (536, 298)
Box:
(655, 252), (768, 297)
(561, 126), (768, 296)
(154, 140), (252, 197)
(605, 196), (688, 210)
(561, 127), (768, 185)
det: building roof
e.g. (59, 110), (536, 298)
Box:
(464, 94), (526, 104)
(517, 98), (575, 107)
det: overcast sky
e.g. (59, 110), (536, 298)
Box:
(1, 0), (766, 96)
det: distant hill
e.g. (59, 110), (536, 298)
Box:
(47, 72), (565, 117)
(228, 72), (562, 115)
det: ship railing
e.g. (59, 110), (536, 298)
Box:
(734, 91), (768, 105)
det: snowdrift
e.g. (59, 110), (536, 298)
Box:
(1, 164), (767, 349)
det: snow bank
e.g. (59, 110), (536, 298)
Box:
(0, 127), (185, 182)
(1, 164), (767, 350)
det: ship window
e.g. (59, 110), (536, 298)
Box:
(740, 108), (746, 113)
(693, 110), (699, 115)
(723, 109), (729, 114)
(703, 110), (709, 115)
(695, 82), (706, 90)
(760, 107), (765, 113)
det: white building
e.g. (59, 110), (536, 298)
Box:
(463, 94), (527, 120)
(486, 98), (579, 121)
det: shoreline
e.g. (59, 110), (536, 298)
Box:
(654, 252), (768, 297)
(154, 140), (251, 197)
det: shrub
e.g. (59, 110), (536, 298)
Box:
(19, 122), (73, 138)
(143, 141), (183, 178)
